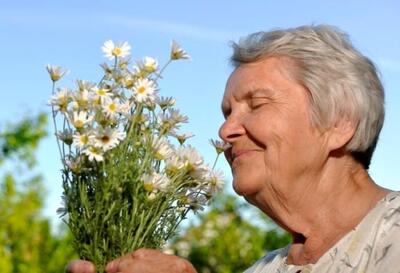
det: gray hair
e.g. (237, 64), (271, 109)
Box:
(231, 25), (385, 169)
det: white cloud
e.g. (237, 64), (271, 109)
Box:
(102, 14), (241, 42)
(0, 8), (241, 42)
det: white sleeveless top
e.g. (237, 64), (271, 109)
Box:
(245, 191), (400, 273)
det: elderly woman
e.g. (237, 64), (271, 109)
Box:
(68, 25), (399, 273)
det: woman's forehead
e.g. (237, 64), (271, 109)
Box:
(224, 58), (296, 99)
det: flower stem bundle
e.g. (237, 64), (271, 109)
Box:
(48, 40), (225, 272)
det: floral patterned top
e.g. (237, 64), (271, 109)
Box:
(245, 191), (400, 273)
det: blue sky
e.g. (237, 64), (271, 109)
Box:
(1, 0), (399, 225)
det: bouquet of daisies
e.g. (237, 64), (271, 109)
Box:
(47, 40), (226, 273)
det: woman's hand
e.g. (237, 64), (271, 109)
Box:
(65, 248), (197, 273)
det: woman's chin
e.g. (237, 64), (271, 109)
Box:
(232, 179), (260, 197)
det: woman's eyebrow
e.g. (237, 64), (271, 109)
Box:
(245, 87), (275, 98)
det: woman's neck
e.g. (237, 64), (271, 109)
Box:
(252, 156), (390, 265)
(287, 182), (388, 265)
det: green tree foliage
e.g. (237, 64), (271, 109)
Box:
(0, 113), (47, 167)
(170, 194), (291, 273)
(0, 113), (77, 273)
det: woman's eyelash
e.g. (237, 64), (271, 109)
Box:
(250, 97), (268, 108)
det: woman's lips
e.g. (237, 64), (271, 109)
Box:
(232, 149), (259, 162)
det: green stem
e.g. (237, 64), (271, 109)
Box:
(154, 59), (172, 81)
(50, 82), (65, 165)
(212, 153), (220, 170)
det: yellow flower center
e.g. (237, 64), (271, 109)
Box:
(125, 79), (134, 89)
(155, 152), (164, 160)
(172, 52), (179, 59)
(98, 89), (106, 96)
(51, 74), (61, 81)
(108, 103), (117, 112)
(112, 47), (122, 56)
(134, 114), (146, 123)
(165, 166), (179, 176)
(143, 183), (154, 192)
(185, 163), (196, 174)
(89, 147), (99, 154)
(137, 86), (146, 94)
(59, 102), (68, 112)
(101, 135), (110, 144)
(145, 64), (156, 72)
(75, 120), (84, 128)
(93, 98), (101, 107)
(80, 135), (89, 144)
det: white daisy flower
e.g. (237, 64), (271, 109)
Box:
(94, 127), (126, 151)
(119, 100), (134, 117)
(158, 109), (188, 134)
(48, 88), (71, 112)
(83, 146), (104, 162)
(177, 145), (206, 178)
(71, 89), (90, 111)
(132, 78), (157, 104)
(170, 40), (190, 60)
(118, 57), (131, 69)
(102, 97), (121, 119)
(133, 113), (150, 126)
(186, 191), (208, 211)
(90, 86), (113, 104)
(72, 130), (95, 150)
(102, 40), (131, 60)
(46, 64), (69, 82)
(56, 129), (74, 145)
(141, 171), (171, 192)
(100, 62), (113, 79)
(130, 65), (146, 78)
(178, 145), (204, 166)
(122, 73), (135, 89)
(142, 56), (158, 72)
(68, 111), (93, 129)
(149, 137), (173, 160)
(167, 109), (189, 124)
(205, 169), (225, 195)
(76, 80), (95, 92)
(65, 155), (86, 173)
(171, 132), (194, 145)
(156, 96), (176, 110)
(165, 154), (185, 175)
(209, 139), (231, 154)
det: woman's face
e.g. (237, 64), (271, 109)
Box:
(219, 57), (329, 201)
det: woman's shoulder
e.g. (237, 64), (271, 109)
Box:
(375, 191), (400, 238)
(379, 190), (400, 222)
(362, 190), (400, 272)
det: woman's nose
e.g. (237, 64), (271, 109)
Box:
(218, 115), (246, 143)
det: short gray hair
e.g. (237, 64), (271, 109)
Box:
(231, 25), (385, 169)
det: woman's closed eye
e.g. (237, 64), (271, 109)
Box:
(250, 97), (270, 109)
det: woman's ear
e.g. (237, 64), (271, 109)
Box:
(326, 117), (357, 151)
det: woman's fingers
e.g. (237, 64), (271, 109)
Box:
(65, 260), (96, 273)
(105, 248), (196, 273)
